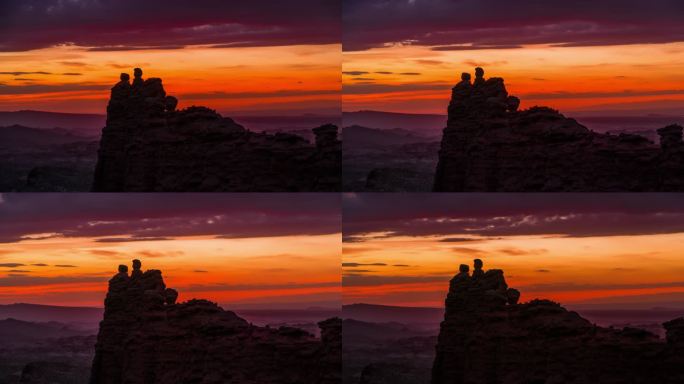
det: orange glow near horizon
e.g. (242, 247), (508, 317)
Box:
(342, 42), (684, 115)
(0, 44), (341, 115)
(0, 233), (341, 308)
(342, 232), (684, 308)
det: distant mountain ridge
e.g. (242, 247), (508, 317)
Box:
(0, 318), (93, 345)
(342, 303), (684, 332)
(343, 303), (443, 327)
(0, 110), (105, 134)
(7, 303), (677, 333)
(0, 303), (339, 326)
(431, 265), (684, 384)
(343, 110), (446, 134)
(0, 303), (103, 327)
(343, 110), (684, 136)
(0, 124), (94, 148)
(342, 318), (435, 342)
(343, 125), (438, 150)
(234, 114), (341, 133)
(342, 306), (440, 384)
(0, 110), (340, 135)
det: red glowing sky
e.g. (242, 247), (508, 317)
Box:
(0, 194), (341, 309)
(342, 194), (684, 309)
(342, 0), (684, 115)
(0, 1), (340, 116)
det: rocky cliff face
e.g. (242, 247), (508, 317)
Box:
(433, 68), (684, 191)
(92, 69), (340, 192)
(90, 262), (341, 384)
(431, 265), (684, 384)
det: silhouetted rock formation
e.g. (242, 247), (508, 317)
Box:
(90, 261), (341, 384)
(434, 68), (684, 191)
(92, 69), (340, 191)
(431, 261), (684, 384)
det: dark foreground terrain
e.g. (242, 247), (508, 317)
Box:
(0, 124), (98, 191)
(432, 264), (684, 384)
(342, 317), (436, 384)
(0, 302), (340, 384)
(93, 69), (340, 192)
(342, 72), (684, 192)
(342, 298), (684, 383)
(435, 68), (684, 191)
(89, 261), (340, 384)
(0, 317), (97, 384)
(342, 125), (439, 191)
(1, 75), (341, 193)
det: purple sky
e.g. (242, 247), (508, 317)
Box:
(0, 0), (340, 51)
(343, 193), (684, 241)
(343, 0), (684, 51)
(0, 193), (340, 243)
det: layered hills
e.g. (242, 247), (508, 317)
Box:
(0, 124), (97, 191)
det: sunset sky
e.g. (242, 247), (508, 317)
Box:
(0, 0), (340, 115)
(0, 194), (341, 309)
(343, 0), (684, 115)
(343, 194), (684, 310)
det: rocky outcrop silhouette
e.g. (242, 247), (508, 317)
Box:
(434, 68), (684, 191)
(431, 260), (684, 384)
(92, 69), (340, 191)
(90, 260), (341, 384)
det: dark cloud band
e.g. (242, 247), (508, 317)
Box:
(0, 0), (340, 52)
(0, 193), (340, 243)
(343, 194), (684, 240)
(343, 0), (684, 51)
